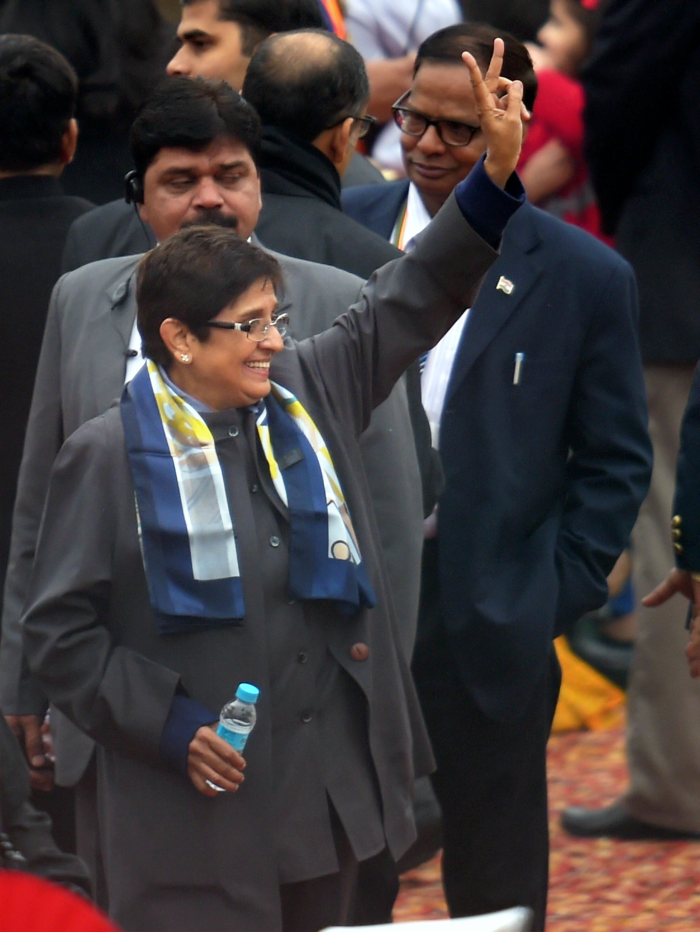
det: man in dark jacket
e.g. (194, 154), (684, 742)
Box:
(0, 35), (93, 602)
(243, 29), (400, 280)
(562, 0), (700, 841)
(0, 34), (93, 850)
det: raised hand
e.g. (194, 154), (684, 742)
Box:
(461, 38), (526, 188)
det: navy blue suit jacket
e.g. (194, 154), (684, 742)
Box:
(343, 181), (653, 719)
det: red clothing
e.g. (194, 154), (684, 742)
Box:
(519, 69), (612, 244)
(0, 873), (119, 932)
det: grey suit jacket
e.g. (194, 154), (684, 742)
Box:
(21, 194), (497, 930)
(1, 246), (423, 784)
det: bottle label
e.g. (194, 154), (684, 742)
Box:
(217, 722), (249, 752)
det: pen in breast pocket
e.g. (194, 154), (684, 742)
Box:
(513, 352), (525, 385)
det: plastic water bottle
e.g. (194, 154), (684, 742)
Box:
(216, 683), (259, 753)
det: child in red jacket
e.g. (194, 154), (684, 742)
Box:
(520, 0), (611, 243)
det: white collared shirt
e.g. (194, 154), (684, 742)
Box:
(397, 182), (470, 449)
(125, 319), (144, 383)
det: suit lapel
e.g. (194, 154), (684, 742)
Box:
(86, 260), (139, 413)
(371, 181), (410, 241)
(446, 204), (545, 398)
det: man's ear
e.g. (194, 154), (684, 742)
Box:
(328, 117), (356, 167)
(59, 118), (79, 166)
(314, 117), (356, 170)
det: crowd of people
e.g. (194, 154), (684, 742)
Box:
(0, 1), (698, 931)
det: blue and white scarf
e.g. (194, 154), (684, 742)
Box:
(120, 362), (376, 633)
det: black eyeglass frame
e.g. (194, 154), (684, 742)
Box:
(201, 312), (290, 341)
(391, 90), (480, 147)
(326, 112), (377, 139)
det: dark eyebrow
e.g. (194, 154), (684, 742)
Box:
(179, 28), (213, 42)
(238, 304), (279, 323)
(159, 167), (197, 179)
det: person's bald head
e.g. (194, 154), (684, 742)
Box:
(242, 29), (369, 146)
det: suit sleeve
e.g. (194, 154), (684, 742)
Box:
(554, 259), (653, 634)
(300, 169), (520, 436)
(672, 364), (700, 572)
(0, 278), (70, 716)
(21, 416), (183, 768)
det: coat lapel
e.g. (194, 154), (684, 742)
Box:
(85, 260), (139, 413)
(446, 204), (544, 399)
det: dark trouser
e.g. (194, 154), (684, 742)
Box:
(281, 800), (374, 932)
(412, 540), (560, 932)
(348, 847), (399, 926)
(30, 783), (76, 855)
(75, 754), (108, 911)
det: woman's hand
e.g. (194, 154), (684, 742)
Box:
(187, 725), (246, 797)
(462, 39), (527, 188)
(642, 567), (700, 678)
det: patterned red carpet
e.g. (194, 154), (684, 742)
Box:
(394, 725), (700, 929)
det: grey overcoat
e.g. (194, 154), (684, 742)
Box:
(1, 245), (424, 786)
(22, 195), (498, 930)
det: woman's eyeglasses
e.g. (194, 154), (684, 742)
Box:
(202, 312), (290, 342)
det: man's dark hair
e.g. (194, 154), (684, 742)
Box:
(0, 34), (78, 172)
(0, 0), (171, 131)
(415, 23), (538, 112)
(129, 75), (261, 182)
(181, 0), (326, 56)
(137, 224), (283, 368)
(243, 29), (369, 145)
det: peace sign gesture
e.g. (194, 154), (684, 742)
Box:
(461, 38), (527, 188)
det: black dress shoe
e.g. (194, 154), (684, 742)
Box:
(566, 612), (633, 691)
(561, 801), (700, 840)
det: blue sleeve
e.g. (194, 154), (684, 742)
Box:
(454, 155), (525, 249)
(159, 693), (218, 776)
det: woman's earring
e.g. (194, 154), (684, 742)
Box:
(181, 353), (191, 364)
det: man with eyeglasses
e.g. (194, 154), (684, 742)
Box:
(242, 30), (396, 282)
(0, 75), (428, 911)
(344, 23), (651, 929)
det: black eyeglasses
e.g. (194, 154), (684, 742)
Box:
(327, 113), (377, 139)
(391, 91), (480, 147)
(202, 312), (290, 342)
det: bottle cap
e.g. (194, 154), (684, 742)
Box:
(236, 683), (260, 704)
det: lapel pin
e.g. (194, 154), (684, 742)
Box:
(496, 276), (514, 295)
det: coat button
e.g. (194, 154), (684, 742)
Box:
(672, 528), (682, 540)
(250, 482), (259, 493)
(301, 711), (312, 723)
(228, 425), (239, 438)
(350, 642), (369, 661)
(269, 535), (280, 547)
(674, 543), (684, 554)
(298, 651), (308, 664)
(672, 515), (682, 527)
